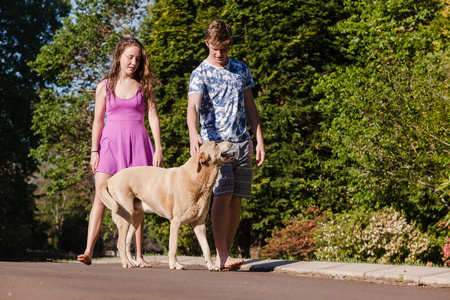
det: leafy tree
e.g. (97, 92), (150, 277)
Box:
(314, 0), (450, 228)
(223, 0), (347, 257)
(0, 0), (70, 260)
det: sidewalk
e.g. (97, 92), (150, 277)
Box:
(89, 255), (450, 288)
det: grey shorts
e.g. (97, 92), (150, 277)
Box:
(214, 139), (253, 199)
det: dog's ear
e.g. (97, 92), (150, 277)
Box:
(197, 152), (210, 172)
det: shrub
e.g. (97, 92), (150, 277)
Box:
(314, 207), (430, 264)
(442, 242), (450, 267)
(262, 207), (328, 261)
(437, 220), (450, 267)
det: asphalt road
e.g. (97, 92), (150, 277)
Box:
(1, 261), (449, 300)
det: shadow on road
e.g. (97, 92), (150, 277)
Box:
(242, 259), (299, 272)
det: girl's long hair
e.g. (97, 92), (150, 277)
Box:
(105, 38), (160, 110)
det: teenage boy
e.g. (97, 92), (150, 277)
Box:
(187, 20), (265, 270)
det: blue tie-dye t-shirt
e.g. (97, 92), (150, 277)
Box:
(188, 58), (255, 143)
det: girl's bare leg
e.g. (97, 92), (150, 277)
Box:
(78, 172), (111, 265)
(134, 220), (152, 267)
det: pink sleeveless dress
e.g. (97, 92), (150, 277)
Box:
(95, 81), (155, 175)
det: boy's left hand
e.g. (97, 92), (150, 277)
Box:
(255, 143), (265, 167)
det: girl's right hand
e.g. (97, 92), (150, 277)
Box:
(90, 152), (99, 173)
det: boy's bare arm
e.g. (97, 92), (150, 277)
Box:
(187, 93), (203, 157)
(244, 88), (265, 166)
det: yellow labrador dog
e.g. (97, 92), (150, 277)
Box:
(99, 141), (232, 270)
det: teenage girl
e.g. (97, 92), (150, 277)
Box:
(78, 38), (163, 267)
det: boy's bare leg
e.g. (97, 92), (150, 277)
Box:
(226, 196), (244, 267)
(212, 194), (244, 270)
(134, 220), (152, 268)
(78, 172), (110, 265)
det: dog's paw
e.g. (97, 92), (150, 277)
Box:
(170, 263), (185, 270)
(206, 261), (220, 271)
(121, 261), (135, 268)
(130, 259), (140, 268)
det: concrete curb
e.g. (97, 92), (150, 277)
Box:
(84, 255), (450, 287)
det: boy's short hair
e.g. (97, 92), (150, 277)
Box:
(205, 20), (232, 48)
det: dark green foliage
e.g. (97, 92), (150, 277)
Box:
(314, 0), (450, 229)
(224, 0), (348, 256)
(30, 90), (93, 193)
(0, 0), (70, 259)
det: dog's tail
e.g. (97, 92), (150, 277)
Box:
(99, 180), (119, 214)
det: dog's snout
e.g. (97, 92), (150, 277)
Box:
(221, 151), (234, 163)
(221, 152), (234, 158)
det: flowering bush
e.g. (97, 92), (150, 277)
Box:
(314, 207), (430, 264)
(262, 207), (328, 261)
(437, 221), (450, 267)
(443, 242), (450, 266)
